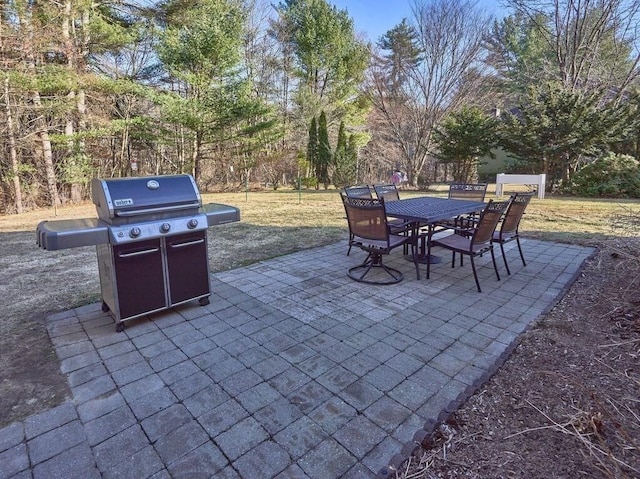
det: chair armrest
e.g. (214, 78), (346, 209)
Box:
(388, 223), (413, 235)
(430, 222), (474, 236)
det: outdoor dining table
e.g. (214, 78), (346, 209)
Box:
(384, 196), (487, 264)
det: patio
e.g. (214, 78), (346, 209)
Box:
(0, 238), (593, 478)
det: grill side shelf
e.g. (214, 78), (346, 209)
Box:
(36, 218), (109, 250)
(200, 203), (241, 226)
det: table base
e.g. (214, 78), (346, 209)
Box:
(405, 254), (442, 265)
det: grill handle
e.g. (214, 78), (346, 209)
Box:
(169, 238), (205, 248)
(118, 247), (160, 258)
(116, 204), (198, 217)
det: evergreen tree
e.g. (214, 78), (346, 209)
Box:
(157, 0), (278, 183)
(433, 107), (499, 183)
(498, 83), (633, 190)
(332, 120), (354, 187)
(376, 18), (421, 96)
(317, 110), (331, 188)
(273, 0), (369, 146)
(307, 116), (318, 175)
(347, 133), (358, 182)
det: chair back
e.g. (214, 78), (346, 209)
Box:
(344, 185), (373, 198)
(500, 192), (533, 236)
(373, 184), (400, 202)
(448, 182), (488, 202)
(472, 200), (510, 245)
(342, 195), (389, 242)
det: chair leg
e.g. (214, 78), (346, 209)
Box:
(426, 234), (432, 279)
(410, 239), (420, 280)
(516, 236), (526, 267)
(499, 241), (511, 275)
(348, 252), (404, 285)
(490, 246), (501, 282)
(469, 255), (481, 292)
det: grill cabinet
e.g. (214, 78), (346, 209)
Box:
(36, 174), (240, 331)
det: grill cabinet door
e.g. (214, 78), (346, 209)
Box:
(166, 231), (210, 305)
(113, 239), (167, 319)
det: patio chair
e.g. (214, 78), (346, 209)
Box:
(443, 182), (489, 232)
(344, 185), (373, 198)
(342, 195), (419, 285)
(373, 184), (400, 202)
(448, 182), (488, 201)
(492, 192), (534, 275)
(427, 199), (510, 292)
(373, 183), (415, 254)
(343, 186), (373, 255)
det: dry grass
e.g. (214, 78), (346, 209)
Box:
(4, 184), (637, 237)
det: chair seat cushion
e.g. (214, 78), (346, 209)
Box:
(355, 234), (407, 251)
(493, 231), (517, 242)
(432, 233), (490, 254)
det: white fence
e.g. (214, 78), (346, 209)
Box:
(495, 173), (546, 200)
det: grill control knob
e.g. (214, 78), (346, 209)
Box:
(160, 223), (171, 233)
(187, 219), (199, 229)
(129, 227), (141, 238)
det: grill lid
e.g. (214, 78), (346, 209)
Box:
(92, 174), (201, 221)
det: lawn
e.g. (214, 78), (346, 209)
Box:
(3, 184), (637, 252)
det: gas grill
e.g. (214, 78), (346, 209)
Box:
(36, 174), (240, 331)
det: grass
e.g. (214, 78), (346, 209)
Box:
(200, 186), (638, 247)
(2, 184), (638, 267)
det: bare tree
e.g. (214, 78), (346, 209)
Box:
(366, 0), (492, 187)
(3, 77), (22, 213)
(507, 0), (640, 96)
(21, 3), (60, 208)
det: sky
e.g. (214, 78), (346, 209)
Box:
(329, 0), (508, 43)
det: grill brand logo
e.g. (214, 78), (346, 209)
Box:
(114, 199), (134, 207)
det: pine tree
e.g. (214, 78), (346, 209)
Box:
(332, 120), (355, 187)
(317, 111), (332, 188)
(433, 107), (498, 183)
(377, 18), (421, 95)
(307, 116), (318, 175)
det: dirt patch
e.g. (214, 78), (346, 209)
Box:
(0, 232), (100, 426)
(399, 237), (640, 478)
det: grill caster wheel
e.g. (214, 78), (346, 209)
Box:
(115, 322), (125, 333)
(101, 301), (110, 312)
(199, 297), (210, 306)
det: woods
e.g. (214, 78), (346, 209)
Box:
(2, 0), (640, 214)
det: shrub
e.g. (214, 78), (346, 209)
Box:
(295, 177), (318, 189)
(568, 153), (640, 198)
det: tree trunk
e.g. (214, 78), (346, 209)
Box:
(193, 131), (202, 182)
(5, 78), (23, 213)
(29, 84), (60, 207)
(22, 3), (60, 208)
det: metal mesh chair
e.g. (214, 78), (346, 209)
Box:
(492, 192), (534, 275)
(373, 183), (413, 235)
(344, 185), (373, 199)
(343, 186), (373, 255)
(448, 182), (488, 201)
(443, 182), (489, 232)
(427, 199), (510, 292)
(373, 184), (400, 202)
(342, 195), (419, 284)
